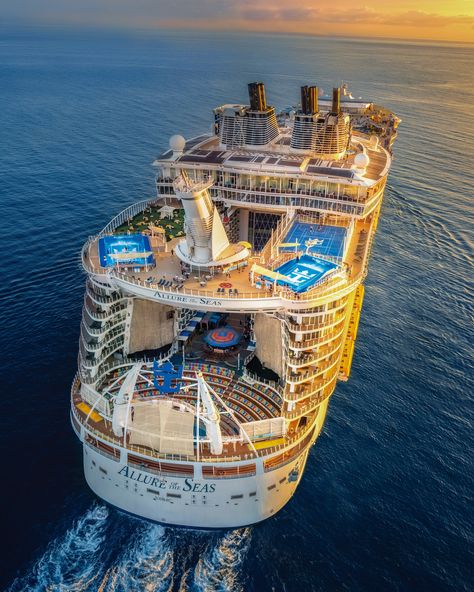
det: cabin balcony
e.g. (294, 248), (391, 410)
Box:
(85, 282), (128, 307)
(283, 383), (335, 420)
(83, 296), (128, 322)
(283, 366), (340, 402)
(286, 354), (340, 385)
(286, 321), (346, 350)
(284, 310), (346, 334)
(287, 340), (342, 368)
(82, 326), (126, 354)
(81, 315), (126, 339)
(81, 337), (125, 370)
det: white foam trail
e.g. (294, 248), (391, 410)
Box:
(9, 503), (109, 592)
(192, 528), (252, 592)
(103, 523), (174, 592)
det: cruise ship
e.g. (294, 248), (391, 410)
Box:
(71, 82), (399, 528)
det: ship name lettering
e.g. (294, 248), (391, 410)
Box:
(183, 478), (216, 493)
(198, 298), (222, 306)
(152, 291), (222, 307)
(118, 466), (167, 488)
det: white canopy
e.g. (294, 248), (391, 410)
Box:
(129, 400), (195, 456)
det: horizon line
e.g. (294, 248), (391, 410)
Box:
(2, 18), (474, 47)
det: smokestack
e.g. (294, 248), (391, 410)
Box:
(331, 87), (341, 114)
(301, 86), (309, 114)
(300, 85), (319, 115)
(248, 82), (267, 111)
(309, 86), (318, 114)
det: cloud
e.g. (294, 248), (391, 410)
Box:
(3, 0), (474, 38)
(235, 3), (474, 28)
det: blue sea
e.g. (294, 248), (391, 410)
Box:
(0, 26), (473, 591)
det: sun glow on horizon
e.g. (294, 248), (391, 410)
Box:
(3, 0), (474, 43)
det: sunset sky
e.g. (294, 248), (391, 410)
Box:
(4, 0), (474, 43)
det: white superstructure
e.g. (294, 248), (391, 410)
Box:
(71, 82), (399, 528)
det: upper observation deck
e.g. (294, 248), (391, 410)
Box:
(154, 130), (391, 187)
(152, 83), (397, 221)
(153, 83), (395, 185)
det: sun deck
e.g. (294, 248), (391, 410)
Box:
(87, 238), (266, 296)
(83, 214), (372, 309)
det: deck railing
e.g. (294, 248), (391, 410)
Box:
(100, 198), (162, 236)
(108, 266), (354, 305)
(213, 186), (367, 217)
(156, 178), (380, 205)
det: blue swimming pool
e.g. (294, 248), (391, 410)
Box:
(280, 222), (347, 259)
(263, 255), (339, 293)
(98, 234), (155, 268)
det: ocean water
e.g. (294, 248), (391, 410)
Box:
(0, 26), (473, 591)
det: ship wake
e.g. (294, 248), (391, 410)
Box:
(8, 503), (110, 592)
(8, 506), (252, 592)
(191, 528), (252, 592)
(99, 522), (174, 592)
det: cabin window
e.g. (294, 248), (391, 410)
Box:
(147, 488), (161, 495)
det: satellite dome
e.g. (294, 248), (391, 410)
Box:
(169, 134), (186, 152)
(354, 152), (370, 169)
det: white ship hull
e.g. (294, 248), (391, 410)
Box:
(82, 441), (310, 529)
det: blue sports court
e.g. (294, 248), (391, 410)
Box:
(279, 222), (347, 259)
(98, 234), (155, 268)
